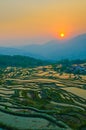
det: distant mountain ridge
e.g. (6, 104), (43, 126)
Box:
(0, 33), (86, 60)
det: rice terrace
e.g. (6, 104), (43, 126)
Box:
(0, 1), (86, 129)
(0, 57), (86, 130)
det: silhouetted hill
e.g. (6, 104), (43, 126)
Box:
(18, 33), (86, 60)
(0, 33), (86, 60)
(0, 55), (49, 67)
(0, 47), (45, 59)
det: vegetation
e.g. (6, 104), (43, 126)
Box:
(0, 55), (50, 67)
(0, 57), (86, 129)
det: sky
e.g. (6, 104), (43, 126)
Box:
(0, 0), (86, 46)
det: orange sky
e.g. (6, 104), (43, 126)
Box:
(0, 0), (86, 41)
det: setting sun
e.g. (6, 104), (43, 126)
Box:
(60, 33), (65, 38)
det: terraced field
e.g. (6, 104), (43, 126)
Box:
(0, 67), (86, 130)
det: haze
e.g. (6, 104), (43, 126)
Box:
(0, 0), (86, 46)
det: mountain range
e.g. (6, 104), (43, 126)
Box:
(0, 33), (86, 61)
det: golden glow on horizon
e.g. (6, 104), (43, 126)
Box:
(0, 0), (86, 40)
(60, 33), (65, 38)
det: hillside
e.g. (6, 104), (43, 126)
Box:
(0, 64), (86, 129)
(0, 33), (86, 60)
(18, 33), (86, 60)
(0, 55), (49, 68)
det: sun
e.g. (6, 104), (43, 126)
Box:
(60, 33), (65, 38)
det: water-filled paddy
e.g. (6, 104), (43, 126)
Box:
(0, 67), (86, 129)
(62, 87), (86, 99)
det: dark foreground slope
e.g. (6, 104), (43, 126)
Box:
(0, 55), (49, 68)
